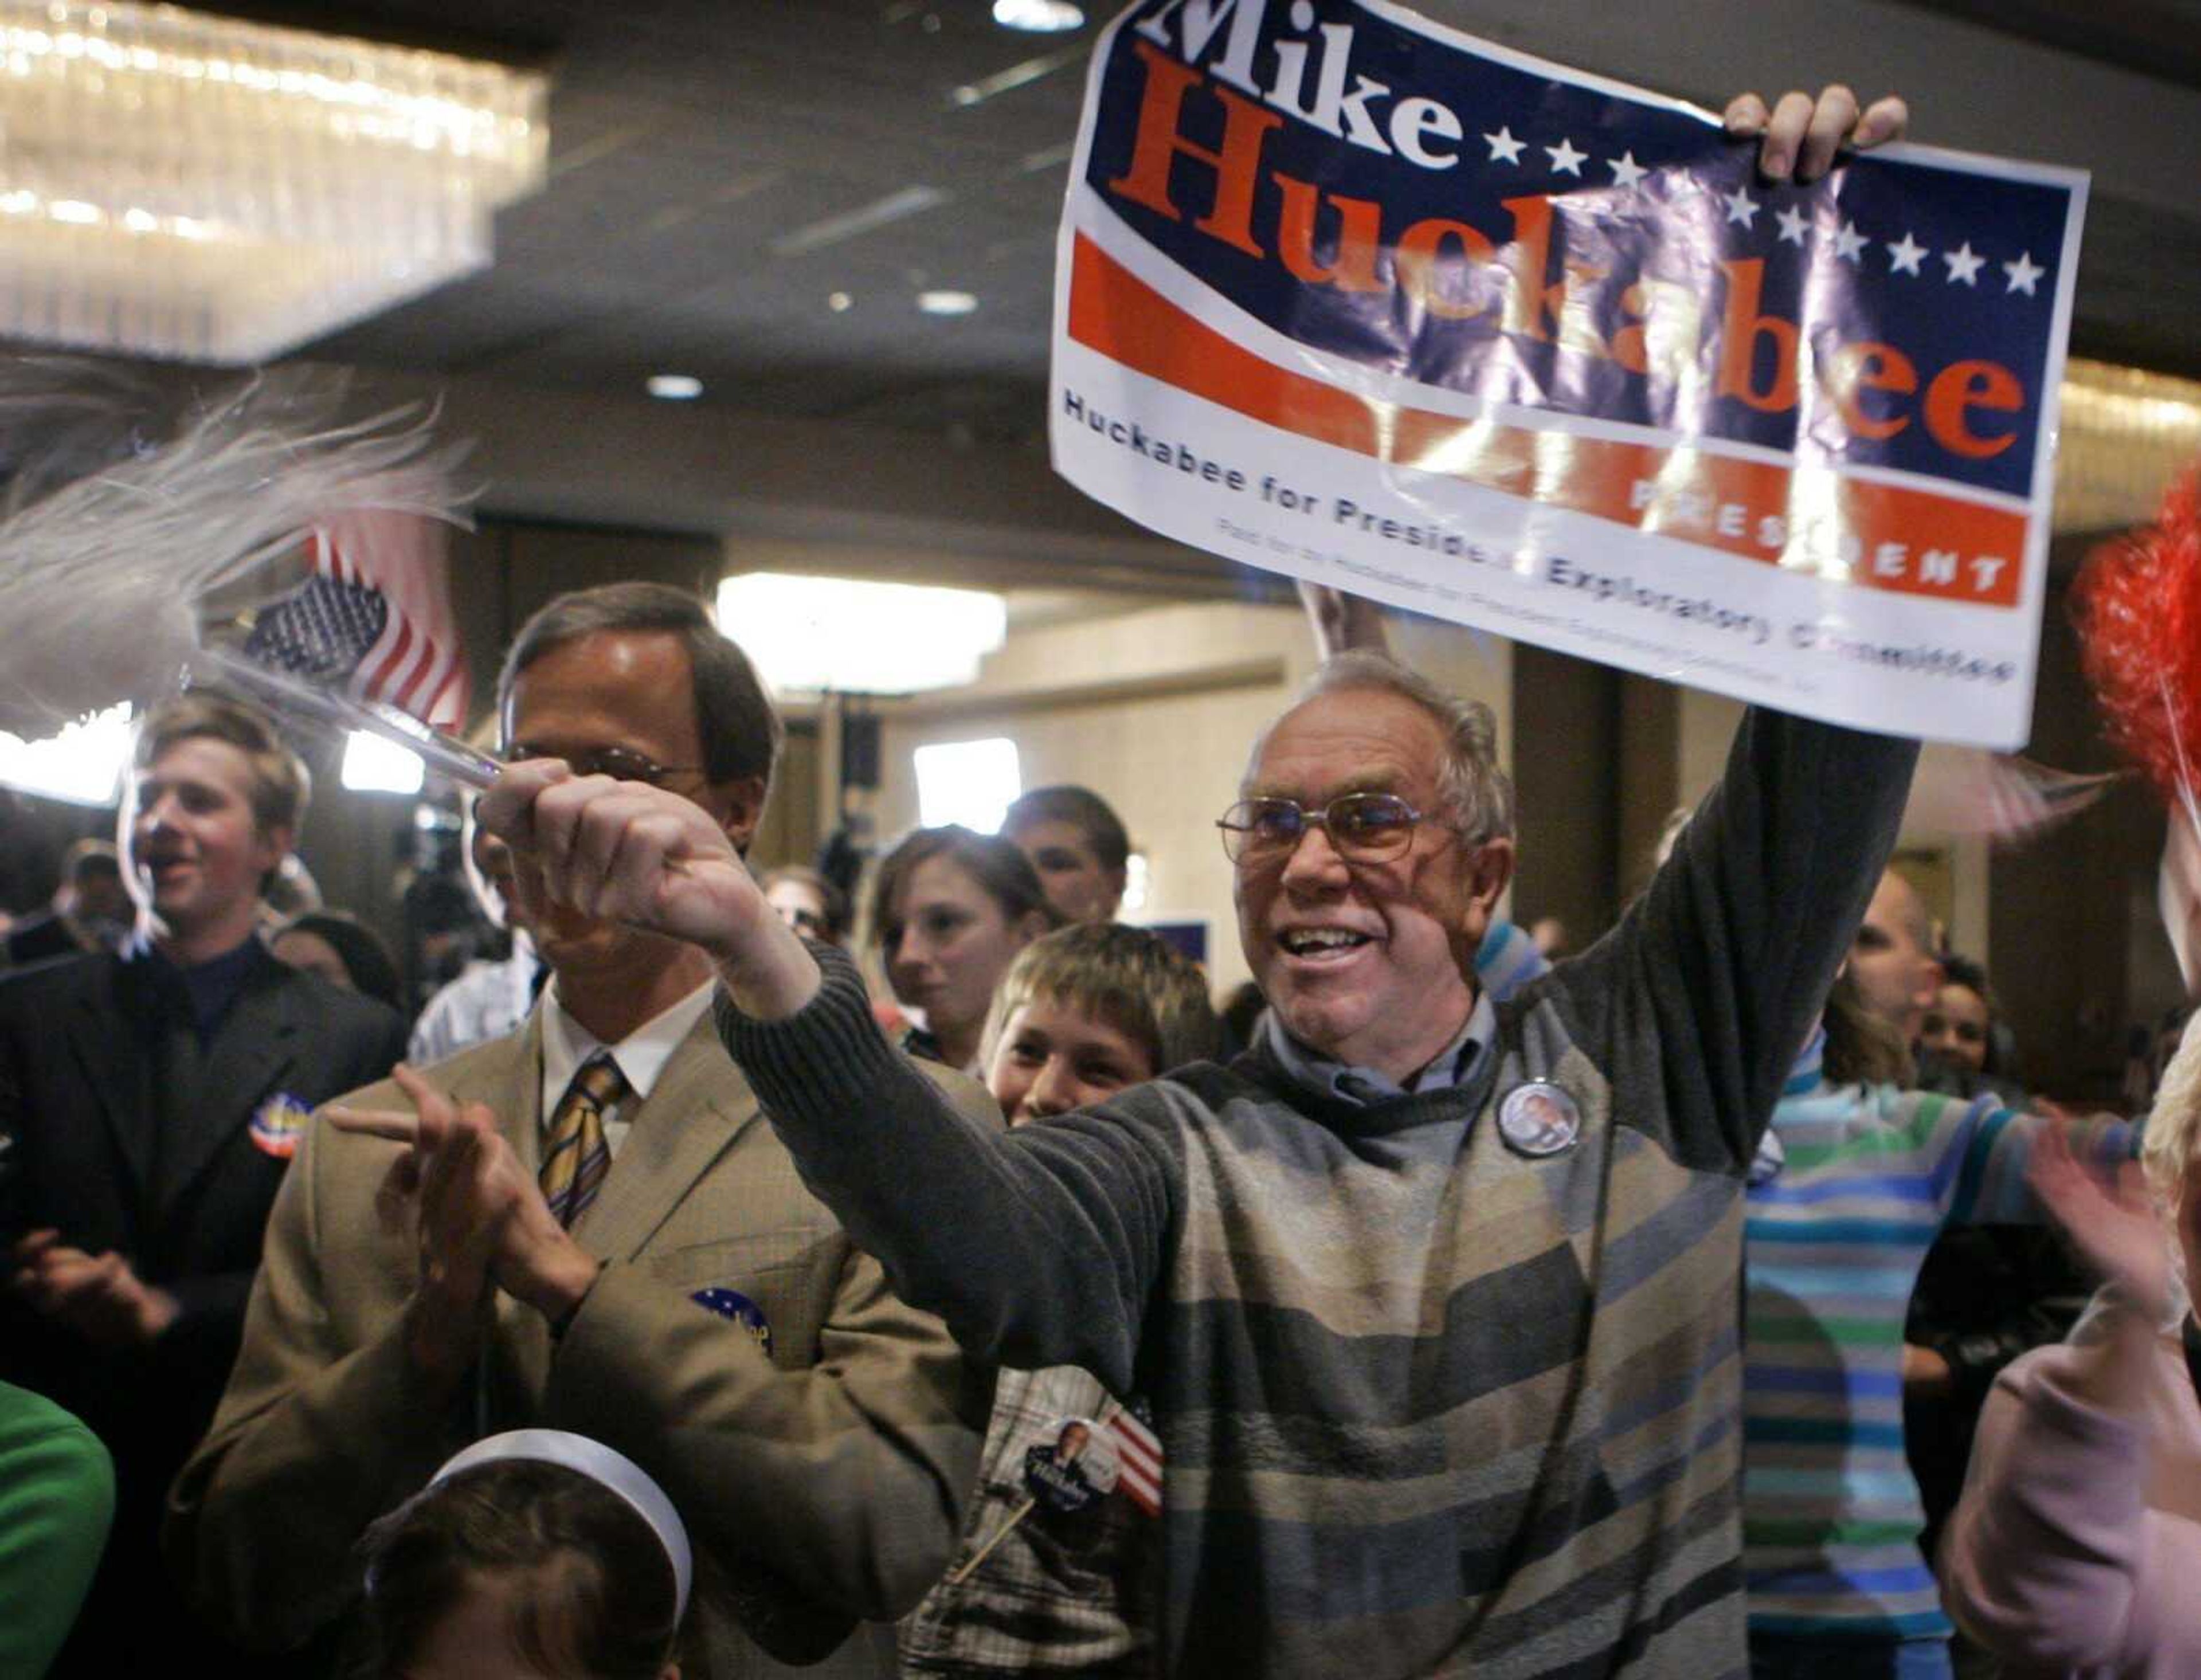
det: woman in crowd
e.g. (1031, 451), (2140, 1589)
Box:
(269, 910), (405, 1016)
(868, 825), (1058, 1072)
(353, 1430), (690, 1680)
(1940, 1017), (2201, 1679)
(1742, 966), (2135, 1680)
(1918, 954), (2024, 1106)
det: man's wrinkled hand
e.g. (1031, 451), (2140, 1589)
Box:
(476, 758), (823, 1020)
(477, 759), (772, 963)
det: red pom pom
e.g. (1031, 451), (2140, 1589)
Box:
(2074, 468), (2201, 809)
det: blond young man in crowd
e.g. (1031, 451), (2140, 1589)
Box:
(902, 922), (1220, 1675)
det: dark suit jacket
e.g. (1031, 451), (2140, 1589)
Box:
(0, 939), (406, 1677)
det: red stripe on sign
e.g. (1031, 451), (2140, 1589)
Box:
(1066, 234), (2028, 609)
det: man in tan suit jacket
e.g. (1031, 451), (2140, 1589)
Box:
(166, 583), (994, 1677)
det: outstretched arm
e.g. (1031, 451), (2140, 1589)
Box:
(478, 762), (1185, 1392)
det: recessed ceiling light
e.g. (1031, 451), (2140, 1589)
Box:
(993, 0), (1084, 30)
(828, 291), (853, 312)
(917, 289), (978, 316)
(647, 374), (703, 400)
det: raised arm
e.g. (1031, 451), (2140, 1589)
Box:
(1561, 710), (1917, 1172)
(478, 760), (1184, 1392)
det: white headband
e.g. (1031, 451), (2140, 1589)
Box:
(431, 1430), (693, 1621)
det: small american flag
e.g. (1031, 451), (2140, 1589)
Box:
(242, 509), (467, 730)
(1105, 1400), (1162, 1517)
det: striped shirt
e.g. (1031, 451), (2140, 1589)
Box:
(1742, 1035), (2136, 1641)
(900, 923), (1557, 1674)
(726, 709), (1916, 1676)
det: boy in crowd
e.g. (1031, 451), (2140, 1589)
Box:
(900, 922), (1217, 1675)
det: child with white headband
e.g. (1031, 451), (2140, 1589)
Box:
(353, 1430), (690, 1680)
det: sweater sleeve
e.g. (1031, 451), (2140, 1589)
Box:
(1557, 707), (1916, 1174)
(719, 946), (1186, 1395)
(1941, 1330), (2201, 1671)
(1944, 1102), (2142, 1227)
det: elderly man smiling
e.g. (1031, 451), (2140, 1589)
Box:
(476, 85), (1916, 1680)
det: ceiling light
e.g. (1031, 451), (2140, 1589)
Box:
(0, 1), (548, 364)
(993, 0), (1085, 30)
(647, 373), (704, 400)
(828, 291), (853, 312)
(341, 730), (425, 796)
(716, 573), (1006, 695)
(915, 738), (1022, 833)
(0, 702), (131, 806)
(917, 289), (978, 316)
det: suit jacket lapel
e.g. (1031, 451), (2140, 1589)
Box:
(576, 1011), (759, 1263)
(156, 949), (300, 1212)
(67, 958), (156, 1197)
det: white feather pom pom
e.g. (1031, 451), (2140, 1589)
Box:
(0, 365), (469, 738)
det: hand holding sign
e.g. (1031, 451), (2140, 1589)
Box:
(1724, 87), (1907, 183)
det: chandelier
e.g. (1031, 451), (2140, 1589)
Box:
(0, 1), (549, 363)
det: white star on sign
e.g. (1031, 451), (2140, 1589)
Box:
(1832, 220), (1869, 264)
(1775, 205), (1811, 246)
(1608, 151), (1648, 189)
(2003, 251), (2045, 296)
(1943, 241), (1985, 285)
(1545, 137), (1587, 176)
(1483, 126), (1525, 165)
(1722, 185), (1759, 228)
(1885, 231), (1928, 275)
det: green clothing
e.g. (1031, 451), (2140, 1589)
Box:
(0, 1381), (113, 1680)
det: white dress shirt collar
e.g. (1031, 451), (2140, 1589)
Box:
(539, 975), (716, 1139)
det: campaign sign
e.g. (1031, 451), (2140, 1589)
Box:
(1050, 0), (2088, 746)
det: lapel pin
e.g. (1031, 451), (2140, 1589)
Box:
(689, 1287), (773, 1360)
(248, 1092), (312, 1160)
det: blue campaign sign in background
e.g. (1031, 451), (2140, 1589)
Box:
(1084, 0), (2081, 503)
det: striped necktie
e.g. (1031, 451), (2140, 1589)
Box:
(541, 1052), (625, 1228)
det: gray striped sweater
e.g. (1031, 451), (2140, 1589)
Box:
(721, 708), (1914, 1677)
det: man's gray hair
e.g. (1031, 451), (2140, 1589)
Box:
(1251, 651), (1515, 843)
(497, 581), (782, 793)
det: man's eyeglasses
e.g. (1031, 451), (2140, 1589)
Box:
(1216, 792), (1445, 866)
(504, 745), (704, 789)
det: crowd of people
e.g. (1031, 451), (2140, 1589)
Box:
(0, 80), (2194, 1680)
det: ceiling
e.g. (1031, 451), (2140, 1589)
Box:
(262, 0), (2201, 457)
